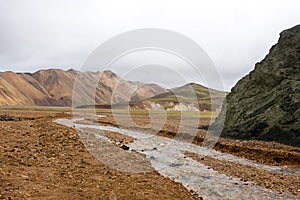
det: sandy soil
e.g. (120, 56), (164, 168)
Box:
(98, 113), (300, 169)
(96, 113), (300, 196)
(185, 151), (300, 195)
(0, 110), (198, 200)
(1, 109), (299, 199)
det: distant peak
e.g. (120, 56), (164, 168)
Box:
(67, 68), (77, 72)
(34, 68), (63, 74)
(182, 82), (207, 88)
(102, 70), (118, 78)
(102, 69), (114, 74)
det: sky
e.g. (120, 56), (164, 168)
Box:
(0, 0), (299, 91)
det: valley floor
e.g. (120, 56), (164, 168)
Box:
(0, 110), (197, 200)
(0, 109), (299, 199)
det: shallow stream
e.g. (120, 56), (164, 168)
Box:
(55, 118), (299, 200)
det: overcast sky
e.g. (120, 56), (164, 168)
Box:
(0, 0), (299, 91)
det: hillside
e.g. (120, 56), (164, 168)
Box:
(0, 69), (226, 111)
(126, 83), (226, 111)
(213, 25), (300, 147)
(0, 69), (167, 107)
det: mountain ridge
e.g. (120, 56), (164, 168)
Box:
(0, 69), (168, 107)
(0, 68), (225, 111)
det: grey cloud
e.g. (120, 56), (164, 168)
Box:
(0, 0), (299, 90)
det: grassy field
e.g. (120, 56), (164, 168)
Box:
(1, 106), (218, 119)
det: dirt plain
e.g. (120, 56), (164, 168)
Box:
(0, 110), (199, 200)
(1, 109), (300, 199)
(97, 112), (300, 196)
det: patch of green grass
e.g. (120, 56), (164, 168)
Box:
(99, 109), (218, 119)
(1, 106), (73, 112)
(1, 107), (218, 119)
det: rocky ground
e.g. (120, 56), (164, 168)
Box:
(212, 25), (300, 147)
(0, 110), (198, 200)
(97, 113), (300, 196)
(1, 109), (299, 199)
(98, 113), (300, 168)
(185, 151), (300, 195)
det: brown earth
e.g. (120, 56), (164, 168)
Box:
(96, 112), (300, 196)
(0, 110), (198, 200)
(97, 113), (300, 170)
(184, 151), (300, 195)
(1, 109), (300, 199)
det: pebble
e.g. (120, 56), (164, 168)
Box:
(56, 118), (299, 200)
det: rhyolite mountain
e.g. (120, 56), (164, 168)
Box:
(126, 83), (226, 111)
(0, 68), (226, 111)
(0, 69), (167, 106)
(213, 25), (300, 147)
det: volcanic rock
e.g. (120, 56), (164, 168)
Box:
(213, 25), (300, 147)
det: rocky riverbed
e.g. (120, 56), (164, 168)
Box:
(56, 117), (300, 200)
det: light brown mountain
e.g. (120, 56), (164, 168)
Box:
(0, 69), (167, 107)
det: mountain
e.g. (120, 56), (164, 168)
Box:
(0, 69), (167, 107)
(126, 83), (226, 111)
(0, 69), (226, 111)
(0, 71), (50, 106)
(213, 25), (300, 147)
